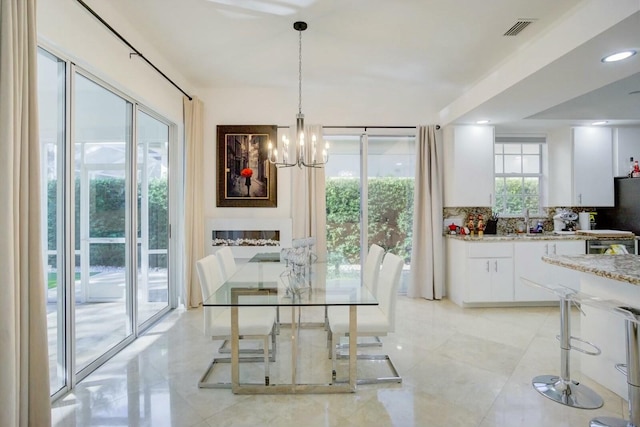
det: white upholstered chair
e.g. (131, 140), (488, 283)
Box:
(327, 251), (404, 384)
(363, 243), (385, 296)
(215, 246), (237, 280)
(196, 254), (277, 388)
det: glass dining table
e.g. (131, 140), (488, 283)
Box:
(202, 254), (378, 394)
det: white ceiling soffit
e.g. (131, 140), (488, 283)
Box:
(453, 8), (640, 129)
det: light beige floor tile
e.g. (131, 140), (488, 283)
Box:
(53, 298), (635, 427)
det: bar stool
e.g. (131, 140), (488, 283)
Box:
(590, 305), (640, 427)
(521, 278), (604, 409)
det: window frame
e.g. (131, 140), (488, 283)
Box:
(493, 136), (545, 217)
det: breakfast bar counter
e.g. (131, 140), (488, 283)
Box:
(541, 254), (640, 399)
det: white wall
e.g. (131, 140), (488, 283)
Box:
(37, 0), (192, 125)
(199, 84), (434, 221)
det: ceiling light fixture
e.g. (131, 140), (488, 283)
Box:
(476, 120), (490, 124)
(268, 21), (329, 168)
(601, 50), (637, 63)
(591, 121), (608, 125)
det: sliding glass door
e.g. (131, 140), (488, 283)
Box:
(325, 132), (415, 292)
(38, 48), (67, 395)
(37, 47), (174, 397)
(366, 135), (415, 293)
(136, 111), (170, 326)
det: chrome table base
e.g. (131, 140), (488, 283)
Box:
(532, 374), (603, 409)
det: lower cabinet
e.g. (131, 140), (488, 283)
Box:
(467, 257), (514, 302)
(447, 239), (514, 305)
(446, 238), (586, 306)
(514, 240), (585, 301)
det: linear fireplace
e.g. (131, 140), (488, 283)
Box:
(206, 218), (292, 259)
(212, 230), (280, 247)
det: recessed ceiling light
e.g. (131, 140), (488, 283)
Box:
(601, 50), (637, 63)
(591, 121), (608, 125)
(476, 120), (490, 124)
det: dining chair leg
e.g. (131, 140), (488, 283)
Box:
(331, 332), (338, 381)
(264, 335), (270, 386)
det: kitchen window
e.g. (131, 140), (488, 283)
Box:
(494, 136), (544, 216)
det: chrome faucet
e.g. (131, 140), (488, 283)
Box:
(523, 208), (530, 234)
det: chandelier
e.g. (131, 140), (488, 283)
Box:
(268, 21), (329, 169)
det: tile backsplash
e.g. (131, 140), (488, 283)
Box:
(443, 206), (596, 235)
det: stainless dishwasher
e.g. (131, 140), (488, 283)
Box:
(586, 239), (637, 254)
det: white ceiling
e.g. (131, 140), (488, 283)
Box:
(86, 0), (640, 129)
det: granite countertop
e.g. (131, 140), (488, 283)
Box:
(446, 233), (634, 242)
(446, 233), (589, 242)
(542, 254), (640, 285)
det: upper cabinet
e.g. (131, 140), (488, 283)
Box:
(444, 125), (495, 207)
(547, 126), (614, 207)
(572, 127), (614, 207)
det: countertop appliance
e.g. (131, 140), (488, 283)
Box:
(577, 229), (637, 254)
(553, 209), (578, 233)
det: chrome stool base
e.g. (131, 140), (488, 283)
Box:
(533, 374), (604, 409)
(590, 416), (635, 427)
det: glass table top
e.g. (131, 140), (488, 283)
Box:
(203, 257), (378, 307)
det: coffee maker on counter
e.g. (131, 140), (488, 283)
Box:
(553, 208), (578, 234)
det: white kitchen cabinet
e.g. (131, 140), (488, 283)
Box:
(467, 257), (513, 302)
(447, 239), (513, 305)
(448, 237), (586, 306)
(514, 240), (585, 301)
(444, 125), (495, 207)
(572, 127), (614, 207)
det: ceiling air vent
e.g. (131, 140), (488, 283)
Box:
(503, 19), (535, 36)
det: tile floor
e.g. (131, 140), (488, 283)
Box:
(52, 297), (628, 426)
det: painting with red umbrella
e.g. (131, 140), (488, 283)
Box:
(216, 125), (277, 207)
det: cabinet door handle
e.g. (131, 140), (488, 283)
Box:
(494, 260), (498, 272)
(486, 261), (490, 272)
(489, 194), (492, 205)
(578, 194), (583, 205)
(545, 244), (548, 255)
(552, 244), (557, 254)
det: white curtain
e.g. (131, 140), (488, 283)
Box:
(0, 0), (53, 425)
(408, 125), (444, 300)
(291, 124), (327, 262)
(183, 96), (205, 308)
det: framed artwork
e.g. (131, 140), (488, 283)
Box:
(216, 125), (278, 208)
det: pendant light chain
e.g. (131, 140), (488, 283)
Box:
(267, 21), (329, 169)
(298, 29), (303, 115)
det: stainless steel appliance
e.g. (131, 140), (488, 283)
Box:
(586, 239), (636, 254)
(578, 229), (637, 254)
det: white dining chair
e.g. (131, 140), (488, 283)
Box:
(196, 254), (277, 388)
(215, 246), (237, 281)
(363, 243), (385, 297)
(327, 252), (404, 385)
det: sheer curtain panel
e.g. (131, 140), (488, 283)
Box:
(0, 0), (53, 424)
(291, 124), (327, 262)
(184, 96), (205, 308)
(407, 125), (444, 300)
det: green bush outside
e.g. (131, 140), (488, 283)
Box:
(47, 177), (168, 268)
(47, 176), (411, 270)
(494, 177), (540, 215)
(326, 177), (413, 270)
